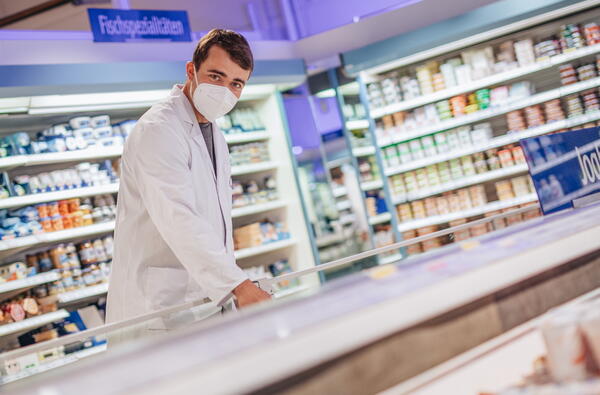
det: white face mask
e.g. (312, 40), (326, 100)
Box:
(189, 67), (238, 122)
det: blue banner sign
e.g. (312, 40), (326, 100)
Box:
(87, 8), (192, 42)
(521, 127), (600, 214)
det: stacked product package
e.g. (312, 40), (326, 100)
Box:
(366, 21), (600, 111)
(233, 220), (290, 250)
(0, 115), (134, 160)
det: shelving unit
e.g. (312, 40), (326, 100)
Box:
(226, 89), (317, 288)
(352, 146), (376, 157)
(231, 200), (287, 218)
(231, 161), (279, 176)
(382, 112), (600, 176)
(0, 222), (115, 256)
(0, 309), (69, 337)
(392, 164), (529, 204)
(0, 184), (119, 210)
(57, 283), (109, 305)
(0, 147), (123, 172)
(397, 193), (538, 232)
(316, 233), (346, 248)
(339, 5), (600, 257)
(0, 344), (107, 385)
(360, 180), (384, 191)
(325, 72), (402, 268)
(223, 130), (269, 144)
(370, 43), (600, 119)
(332, 186), (347, 198)
(234, 238), (297, 260)
(335, 200), (352, 211)
(375, 76), (600, 147)
(368, 212), (392, 226)
(345, 119), (370, 130)
(0, 272), (60, 302)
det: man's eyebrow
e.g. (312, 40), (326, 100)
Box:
(208, 69), (227, 77)
(208, 69), (246, 85)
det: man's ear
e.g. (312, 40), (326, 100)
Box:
(186, 61), (195, 80)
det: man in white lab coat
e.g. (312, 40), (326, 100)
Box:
(106, 29), (271, 337)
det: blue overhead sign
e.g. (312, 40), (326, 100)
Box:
(521, 127), (600, 215)
(87, 8), (192, 43)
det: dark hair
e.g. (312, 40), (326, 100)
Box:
(193, 29), (254, 72)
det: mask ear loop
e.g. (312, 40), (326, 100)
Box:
(189, 64), (199, 98)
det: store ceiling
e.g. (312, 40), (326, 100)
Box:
(0, 0), (502, 36)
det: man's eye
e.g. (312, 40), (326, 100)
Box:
(232, 82), (242, 89)
(210, 74), (221, 81)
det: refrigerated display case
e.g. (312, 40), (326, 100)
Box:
(7, 200), (600, 395)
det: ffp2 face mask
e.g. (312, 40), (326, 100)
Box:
(189, 67), (239, 122)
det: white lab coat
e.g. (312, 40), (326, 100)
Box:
(106, 85), (247, 334)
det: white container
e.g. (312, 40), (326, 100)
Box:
(440, 63), (457, 88)
(457, 126), (472, 147)
(541, 310), (588, 382)
(409, 139), (425, 160)
(398, 143), (412, 164)
(93, 126), (114, 139)
(514, 39), (536, 67)
(69, 116), (91, 129)
(91, 115), (111, 128)
(454, 64), (472, 85)
(580, 307), (600, 366)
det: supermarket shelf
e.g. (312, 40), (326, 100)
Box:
(224, 131), (269, 144)
(273, 284), (311, 299)
(0, 344), (107, 385)
(346, 120), (370, 130)
(339, 214), (357, 225)
(336, 200), (352, 211)
(384, 111), (600, 177)
(339, 82), (361, 96)
(376, 76), (600, 146)
(0, 221), (115, 255)
(352, 146), (376, 157)
(234, 238), (296, 260)
(368, 212), (392, 226)
(42, 221), (115, 244)
(361, 179), (384, 191)
(0, 147), (124, 172)
(232, 200), (287, 218)
(316, 234), (345, 248)
(231, 161), (278, 176)
(0, 309), (69, 337)
(0, 272), (60, 301)
(397, 193), (538, 232)
(326, 157), (350, 169)
(332, 186), (347, 198)
(370, 43), (600, 119)
(0, 184), (120, 210)
(379, 253), (403, 265)
(57, 283), (109, 304)
(393, 164), (529, 204)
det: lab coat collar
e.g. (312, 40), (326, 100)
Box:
(170, 84), (198, 128)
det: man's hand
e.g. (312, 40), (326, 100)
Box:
(233, 279), (271, 308)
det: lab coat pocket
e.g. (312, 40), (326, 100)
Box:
(145, 266), (188, 311)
